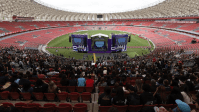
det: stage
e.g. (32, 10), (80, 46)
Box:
(88, 51), (111, 53)
(71, 33), (129, 53)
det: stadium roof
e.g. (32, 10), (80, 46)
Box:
(0, 0), (199, 21)
(37, 0), (164, 13)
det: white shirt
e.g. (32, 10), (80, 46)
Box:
(103, 70), (107, 75)
(181, 91), (193, 104)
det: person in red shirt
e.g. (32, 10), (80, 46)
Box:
(86, 75), (94, 87)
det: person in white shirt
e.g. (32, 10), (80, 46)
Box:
(180, 84), (193, 104)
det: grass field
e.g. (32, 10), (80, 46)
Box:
(47, 30), (154, 59)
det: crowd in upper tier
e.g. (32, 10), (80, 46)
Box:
(0, 46), (199, 112)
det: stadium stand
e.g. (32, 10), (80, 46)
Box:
(1, 0), (199, 112)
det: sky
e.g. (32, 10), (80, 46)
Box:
(36, 0), (165, 13)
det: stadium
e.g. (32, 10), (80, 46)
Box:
(0, 0), (199, 112)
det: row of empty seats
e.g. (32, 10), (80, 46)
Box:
(0, 102), (196, 112)
(1, 21), (199, 36)
(0, 91), (92, 103)
(1, 102), (88, 112)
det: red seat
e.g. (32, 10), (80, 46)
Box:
(111, 93), (116, 98)
(190, 91), (197, 95)
(50, 77), (57, 80)
(56, 106), (70, 112)
(143, 104), (158, 107)
(85, 87), (93, 93)
(28, 103), (41, 108)
(15, 102), (27, 112)
(24, 103), (41, 112)
(69, 92), (80, 102)
(81, 92), (92, 103)
(59, 86), (67, 92)
(109, 86), (114, 90)
(33, 92), (44, 100)
(76, 87), (85, 93)
(44, 93), (55, 101)
(56, 103), (72, 112)
(57, 92), (68, 101)
(130, 80), (136, 85)
(98, 86), (105, 92)
(1, 102), (14, 108)
(39, 103), (56, 112)
(73, 106), (87, 112)
(99, 92), (103, 97)
(22, 106), (39, 112)
(73, 103), (87, 112)
(0, 91), (9, 100)
(67, 86), (76, 93)
(55, 81), (61, 86)
(114, 105), (128, 112)
(44, 103), (56, 107)
(124, 93), (130, 98)
(189, 104), (196, 110)
(158, 104), (174, 110)
(99, 106), (112, 112)
(128, 105), (143, 112)
(20, 93), (32, 100)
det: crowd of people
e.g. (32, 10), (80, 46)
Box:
(0, 46), (199, 112)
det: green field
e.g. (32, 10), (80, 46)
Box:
(47, 30), (154, 59)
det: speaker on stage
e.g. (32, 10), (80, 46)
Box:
(112, 38), (116, 46)
(84, 38), (87, 46)
(69, 36), (71, 42)
(128, 36), (131, 42)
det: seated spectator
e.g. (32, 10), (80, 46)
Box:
(127, 86), (140, 105)
(60, 74), (69, 86)
(86, 75), (94, 87)
(77, 74), (86, 87)
(33, 79), (48, 93)
(163, 79), (171, 91)
(32, 68), (38, 78)
(150, 79), (157, 92)
(0, 81), (12, 92)
(139, 106), (156, 112)
(180, 84), (193, 104)
(112, 87), (126, 105)
(19, 74), (31, 86)
(170, 77), (179, 87)
(98, 86), (112, 106)
(0, 72), (9, 85)
(99, 77), (107, 86)
(21, 82), (33, 93)
(0, 103), (20, 112)
(48, 81), (61, 93)
(112, 82), (119, 93)
(153, 86), (167, 104)
(107, 76), (115, 86)
(192, 98), (199, 112)
(140, 84), (154, 105)
(108, 107), (119, 112)
(135, 79), (143, 93)
(167, 86), (184, 104)
(69, 75), (77, 86)
(172, 99), (191, 112)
